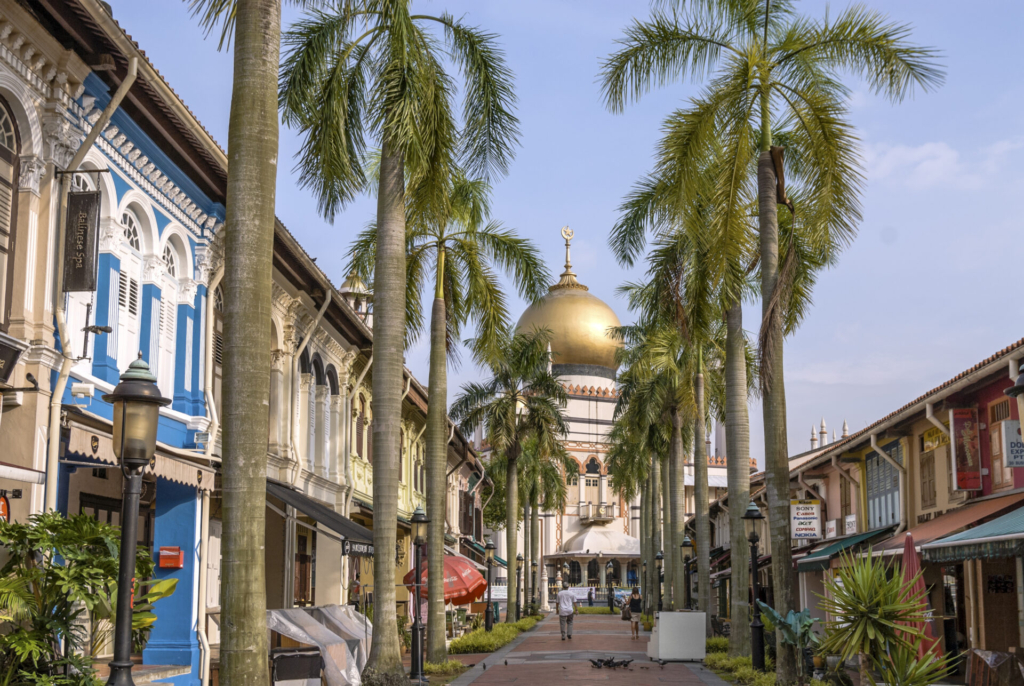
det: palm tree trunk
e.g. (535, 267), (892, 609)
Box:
(640, 482), (649, 611)
(759, 117), (796, 682)
(651, 455), (662, 609)
(660, 455), (671, 607)
(726, 300), (751, 656)
(694, 370), (711, 636)
(523, 497), (531, 612)
(219, 2), (279, 683)
(531, 489), (540, 610)
(669, 408), (685, 609)
(505, 443), (520, 622)
(364, 142), (407, 675)
(425, 271), (448, 662)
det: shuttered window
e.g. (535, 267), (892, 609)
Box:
(921, 452), (937, 509)
(0, 98), (19, 332)
(356, 397), (364, 459)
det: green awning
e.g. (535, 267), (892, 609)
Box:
(797, 529), (888, 572)
(922, 505), (1024, 563)
(465, 540), (506, 569)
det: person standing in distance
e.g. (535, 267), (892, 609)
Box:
(628, 587), (642, 640)
(556, 581), (578, 641)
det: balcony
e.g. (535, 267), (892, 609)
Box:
(579, 502), (615, 525)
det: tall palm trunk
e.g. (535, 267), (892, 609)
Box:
(726, 301), (751, 656)
(425, 253), (448, 663)
(650, 456), (662, 608)
(660, 454), (671, 607)
(505, 442), (520, 622)
(531, 489), (540, 609)
(669, 408), (685, 609)
(759, 108), (796, 681)
(523, 497), (531, 611)
(640, 482), (649, 611)
(693, 368), (711, 636)
(365, 143), (407, 675)
(220, 2), (279, 683)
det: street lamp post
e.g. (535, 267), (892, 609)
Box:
(743, 501), (766, 672)
(531, 560), (538, 609)
(655, 550), (664, 612)
(642, 560), (648, 613)
(515, 554), (524, 621)
(484, 536), (496, 632)
(680, 535), (694, 610)
(410, 506), (429, 681)
(103, 355), (171, 686)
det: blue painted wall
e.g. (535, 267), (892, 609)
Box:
(92, 253), (120, 384)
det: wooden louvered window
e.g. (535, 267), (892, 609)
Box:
(0, 97), (19, 333)
(356, 397), (365, 459)
(921, 452), (937, 509)
(399, 430), (404, 482)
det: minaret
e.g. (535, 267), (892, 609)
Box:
(842, 419), (849, 438)
(810, 427), (818, 450)
(819, 418), (828, 447)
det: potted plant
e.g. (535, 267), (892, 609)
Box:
(757, 602), (821, 684)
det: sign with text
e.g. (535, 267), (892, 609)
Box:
(951, 408), (982, 491)
(343, 540), (374, 557)
(62, 191), (101, 292)
(791, 499), (821, 539)
(1002, 420), (1024, 468)
(923, 422), (951, 452)
(825, 519), (838, 539)
(845, 514), (858, 536)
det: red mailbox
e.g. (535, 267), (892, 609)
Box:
(158, 546), (184, 569)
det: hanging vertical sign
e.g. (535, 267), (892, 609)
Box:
(790, 499), (821, 539)
(63, 191), (101, 292)
(950, 408), (982, 491)
(1002, 420), (1024, 468)
(0, 495), (9, 523)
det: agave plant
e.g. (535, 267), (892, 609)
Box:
(818, 551), (931, 685)
(873, 640), (953, 686)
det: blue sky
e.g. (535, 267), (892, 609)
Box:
(108, 1), (1024, 466)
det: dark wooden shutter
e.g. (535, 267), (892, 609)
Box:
(356, 399), (364, 459)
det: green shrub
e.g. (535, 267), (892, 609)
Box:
(425, 660), (467, 676)
(577, 606), (614, 614)
(513, 617), (538, 632)
(361, 669), (407, 686)
(706, 637), (729, 653)
(448, 625), (519, 654)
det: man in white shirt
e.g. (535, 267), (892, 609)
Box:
(556, 581), (578, 640)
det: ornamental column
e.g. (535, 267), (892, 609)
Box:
(298, 374), (313, 470)
(599, 474), (608, 507)
(314, 384), (329, 474)
(329, 394), (342, 481)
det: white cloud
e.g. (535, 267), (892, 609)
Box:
(864, 136), (1024, 191)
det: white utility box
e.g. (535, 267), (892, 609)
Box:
(647, 610), (707, 662)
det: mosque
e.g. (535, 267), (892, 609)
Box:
(491, 228), (732, 595)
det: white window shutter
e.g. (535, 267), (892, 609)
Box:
(158, 285), (176, 398)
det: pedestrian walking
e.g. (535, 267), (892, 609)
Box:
(588, 587), (594, 607)
(627, 587), (642, 639)
(556, 581), (578, 641)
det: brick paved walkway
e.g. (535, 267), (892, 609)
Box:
(448, 614), (726, 686)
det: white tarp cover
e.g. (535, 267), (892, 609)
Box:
(311, 605), (372, 673)
(560, 527), (641, 557)
(267, 608), (360, 686)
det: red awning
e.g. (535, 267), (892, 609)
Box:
(874, 491), (1024, 554)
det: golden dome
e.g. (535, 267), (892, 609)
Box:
(516, 228), (622, 373)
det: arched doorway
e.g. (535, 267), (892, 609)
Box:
(0, 96), (21, 332)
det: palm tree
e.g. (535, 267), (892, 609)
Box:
(186, 1), (292, 681)
(602, 3), (941, 676)
(451, 330), (568, 622)
(520, 437), (573, 609)
(347, 170), (547, 662)
(280, 3), (518, 673)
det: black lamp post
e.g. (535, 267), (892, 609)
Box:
(642, 560), (648, 613)
(680, 535), (694, 610)
(743, 501), (766, 672)
(484, 536), (496, 631)
(655, 550), (664, 612)
(410, 506), (428, 681)
(1005, 373), (1024, 429)
(531, 560), (538, 608)
(103, 355), (171, 686)
(515, 554), (524, 621)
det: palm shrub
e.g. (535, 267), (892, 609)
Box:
(0, 512), (176, 686)
(872, 641), (953, 686)
(818, 552), (932, 686)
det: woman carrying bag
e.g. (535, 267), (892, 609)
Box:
(624, 587), (643, 639)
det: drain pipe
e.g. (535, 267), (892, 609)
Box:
(45, 57), (138, 511)
(197, 488), (211, 686)
(871, 434), (907, 535)
(289, 293), (332, 486)
(925, 402), (950, 438)
(203, 266), (224, 459)
(342, 356), (372, 514)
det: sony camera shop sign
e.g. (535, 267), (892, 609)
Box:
(790, 499), (822, 540)
(63, 191), (101, 292)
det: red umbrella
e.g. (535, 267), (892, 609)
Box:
(901, 532), (943, 659)
(403, 555), (487, 606)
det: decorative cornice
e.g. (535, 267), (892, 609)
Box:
(98, 217), (119, 253)
(18, 154), (44, 195)
(315, 385), (330, 401)
(142, 254), (164, 284)
(176, 278), (198, 306)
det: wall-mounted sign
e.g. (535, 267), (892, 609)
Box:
(791, 499), (821, 539)
(845, 514), (858, 535)
(951, 408), (982, 491)
(923, 423), (951, 452)
(63, 191), (101, 292)
(0, 495), (8, 522)
(343, 540), (374, 557)
(1002, 420), (1024, 468)
(825, 519), (838, 539)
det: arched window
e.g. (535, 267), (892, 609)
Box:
(121, 210), (141, 250)
(0, 96), (20, 333)
(163, 245), (177, 277)
(356, 397), (365, 460)
(213, 285), (224, 312)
